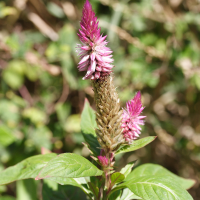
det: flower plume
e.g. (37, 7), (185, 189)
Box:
(77, 0), (114, 80)
(122, 91), (146, 143)
(98, 156), (108, 167)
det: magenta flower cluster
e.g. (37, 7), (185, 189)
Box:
(121, 92), (146, 143)
(77, 0), (114, 80)
(77, 1), (146, 144)
(98, 156), (108, 167)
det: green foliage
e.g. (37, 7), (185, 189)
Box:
(121, 176), (193, 200)
(42, 179), (88, 200)
(36, 153), (103, 179)
(116, 136), (156, 155)
(120, 188), (141, 200)
(120, 161), (136, 178)
(0, 196), (16, 200)
(0, 126), (15, 147)
(125, 164), (195, 190)
(111, 172), (125, 186)
(0, 0), (199, 198)
(16, 179), (37, 200)
(109, 163), (195, 199)
(80, 99), (100, 156)
(0, 154), (56, 185)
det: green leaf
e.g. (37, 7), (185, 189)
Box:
(120, 188), (142, 200)
(0, 126), (15, 147)
(42, 180), (66, 200)
(46, 177), (90, 195)
(0, 153), (56, 185)
(121, 176), (193, 200)
(16, 179), (37, 200)
(81, 99), (100, 156)
(88, 182), (99, 198)
(125, 164), (195, 190)
(116, 136), (157, 155)
(108, 184), (126, 198)
(111, 172), (125, 186)
(109, 190), (122, 200)
(36, 153), (103, 179)
(120, 161), (136, 178)
(42, 179), (88, 200)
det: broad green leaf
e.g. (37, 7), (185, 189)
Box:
(46, 177), (90, 195)
(16, 179), (37, 200)
(0, 153), (56, 185)
(108, 184), (126, 198)
(0, 126), (15, 147)
(121, 176), (193, 200)
(81, 99), (100, 156)
(36, 153), (103, 179)
(125, 164), (195, 190)
(116, 136), (156, 155)
(111, 172), (125, 186)
(120, 161), (136, 178)
(88, 182), (99, 198)
(109, 190), (122, 200)
(42, 179), (88, 200)
(90, 176), (103, 189)
(120, 188), (142, 200)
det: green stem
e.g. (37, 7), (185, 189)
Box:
(102, 151), (114, 200)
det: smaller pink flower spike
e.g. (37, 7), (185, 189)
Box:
(98, 156), (108, 167)
(76, 0), (114, 80)
(121, 91), (146, 143)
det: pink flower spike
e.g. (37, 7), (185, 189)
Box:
(121, 91), (146, 143)
(98, 156), (108, 167)
(76, 0), (114, 80)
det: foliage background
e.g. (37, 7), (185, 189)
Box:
(0, 0), (200, 199)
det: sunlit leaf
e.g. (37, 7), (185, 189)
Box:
(120, 188), (142, 200)
(0, 154), (56, 185)
(125, 164), (196, 190)
(120, 161), (136, 178)
(111, 172), (125, 185)
(116, 136), (156, 155)
(121, 176), (193, 200)
(81, 99), (100, 156)
(36, 153), (103, 179)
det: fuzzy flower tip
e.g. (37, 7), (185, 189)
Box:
(121, 91), (146, 143)
(76, 0), (114, 80)
(98, 156), (108, 167)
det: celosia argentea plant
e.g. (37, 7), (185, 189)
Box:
(0, 1), (195, 199)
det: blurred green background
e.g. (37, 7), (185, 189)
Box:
(0, 0), (200, 199)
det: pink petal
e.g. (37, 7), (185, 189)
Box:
(79, 55), (90, 65)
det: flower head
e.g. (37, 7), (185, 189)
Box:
(76, 0), (114, 80)
(98, 156), (108, 167)
(121, 91), (146, 143)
